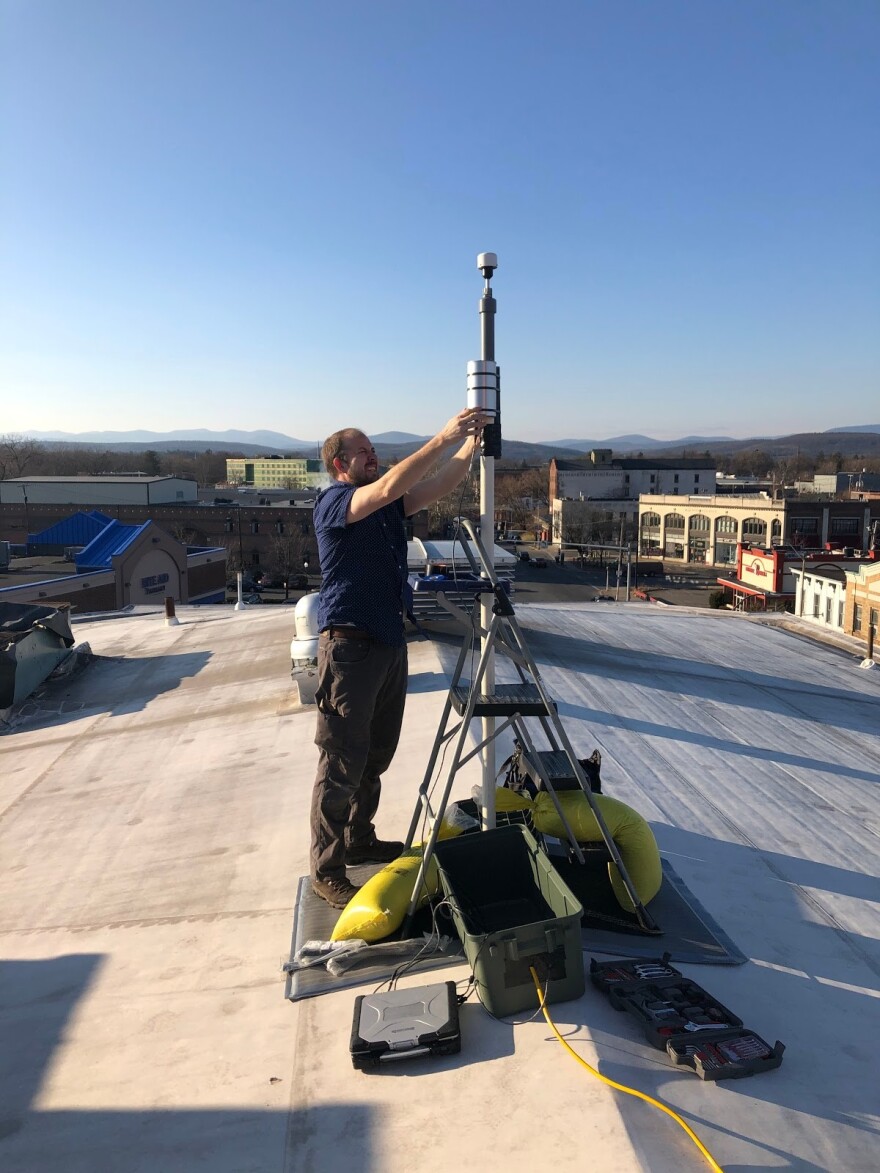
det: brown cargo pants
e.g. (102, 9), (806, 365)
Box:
(309, 632), (408, 884)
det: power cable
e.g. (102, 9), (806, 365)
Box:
(528, 967), (724, 1173)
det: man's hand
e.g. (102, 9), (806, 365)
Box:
(438, 407), (493, 446)
(345, 407), (492, 524)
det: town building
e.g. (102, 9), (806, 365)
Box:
(0, 515), (226, 612)
(225, 456), (325, 490)
(794, 471), (880, 496)
(715, 473), (775, 494)
(847, 559), (880, 657)
(0, 496), (314, 584)
(791, 564), (849, 633)
(637, 494), (880, 567)
(0, 475), (197, 506)
(550, 451), (718, 548)
(638, 493), (785, 565)
(717, 542), (876, 617)
(1, 485), (430, 588)
(550, 450), (717, 504)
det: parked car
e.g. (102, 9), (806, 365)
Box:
(518, 551), (531, 562)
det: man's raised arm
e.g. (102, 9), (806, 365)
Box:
(402, 438), (478, 516)
(346, 408), (488, 524)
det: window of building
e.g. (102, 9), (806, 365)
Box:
(650, 474), (655, 484)
(674, 474), (679, 484)
(694, 475), (699, 483)
(689, 514), (710, 532)
(853, 603), (863, 632)
(838, 600), (844, 628)
(813, 594), (820, 618)
(742, 517), (767, 539)
(641, 512), (661, 528)
(830, 517), (860, 537)
(871, 608), (879, 636)
(665, 513), (685, 532)
(791, 516), (819, 536)
(715, 516), (737, 535)
(771, 519), (782, 541)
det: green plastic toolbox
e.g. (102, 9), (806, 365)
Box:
(435, 825), (585, 1016)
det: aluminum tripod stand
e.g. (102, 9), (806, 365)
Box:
(402, 519), (659, 935)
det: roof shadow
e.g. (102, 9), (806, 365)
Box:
(0, 953), (378, 1171)
(552, 697), (880, 789)
(524, 626), (880, 740)
(2, 651), (213, 733)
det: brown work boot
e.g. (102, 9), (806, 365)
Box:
(311, 875), (361, 909)
(346, 838), (405, 865)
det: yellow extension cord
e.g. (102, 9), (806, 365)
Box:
(529, 967), (725, 1173)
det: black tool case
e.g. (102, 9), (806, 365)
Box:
(350, 981), (461, 1071)
(589, 954), (784, 1081)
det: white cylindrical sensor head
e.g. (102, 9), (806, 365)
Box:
(466, 359), (498, 414)
(476, 252), (498, 272)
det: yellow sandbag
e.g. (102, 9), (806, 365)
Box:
(331, 848), (439, 942)
(330, 815), (463, 943)
(532, 791), (662, 913)
(493, 787), (535, 812)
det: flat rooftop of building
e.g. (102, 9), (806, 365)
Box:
(0, 555), (84, 587)
(199, 489), (318, 507)
(3, 475), (190, 483)
(2, 600), (878, 1172)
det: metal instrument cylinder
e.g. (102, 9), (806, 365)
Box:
(466, 359), (498, 415)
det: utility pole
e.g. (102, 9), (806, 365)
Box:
(21, 485), (30, 548)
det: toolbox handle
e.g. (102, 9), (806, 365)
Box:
(501, 928), (558, 962)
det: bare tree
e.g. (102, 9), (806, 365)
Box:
(170, 523), (203, 547)
(221, 536), (247, 577)
(427, 476), (481, 538)
(266, 528), (309, 595)
(0, 433), (44, 479)
(73, 447), (116, 476)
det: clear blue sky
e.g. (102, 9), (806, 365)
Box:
(2, 0), (878, 444)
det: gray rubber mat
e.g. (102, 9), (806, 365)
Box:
(580, 858), (747, 966)
(284, 857), (745, 1002)
(284, 866), (466, 1002)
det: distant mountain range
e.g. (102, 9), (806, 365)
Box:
(549, 433), (736, 453)
(18, 424), (880, 463)
(25, 427), (316, 450)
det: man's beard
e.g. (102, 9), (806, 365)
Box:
(348, 466), (379, 487)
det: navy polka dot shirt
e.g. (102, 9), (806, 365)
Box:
(314, 482), (413, 646)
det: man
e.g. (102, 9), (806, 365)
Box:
(309, 407), (489, 908)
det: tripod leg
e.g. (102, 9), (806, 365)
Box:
(503, 610), (659, 932)
(403, 629), (473, 850)
(513, 719), (585, 863)
(402, 617), (502, 936)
